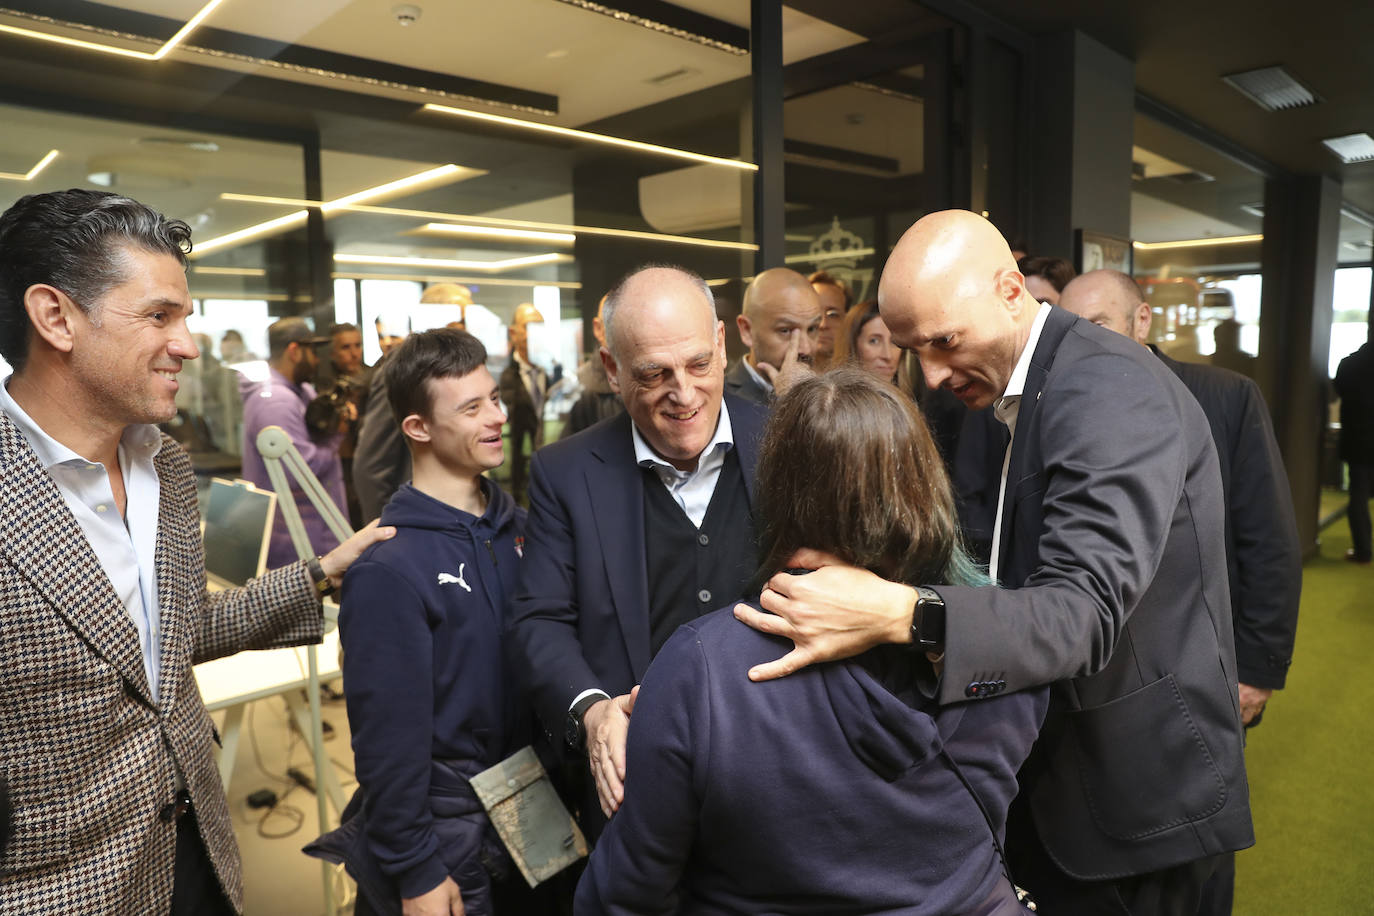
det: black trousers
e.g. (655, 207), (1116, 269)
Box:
(1349, 462), (1372, 561)
(171, 807), (235, 916)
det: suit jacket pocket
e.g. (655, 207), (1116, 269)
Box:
(1069, 673), (1227, 841)
(4, 799), (71, 873)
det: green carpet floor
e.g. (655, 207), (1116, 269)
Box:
(1234, 494), (1374, 914)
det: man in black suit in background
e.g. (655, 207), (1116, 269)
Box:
(1061, 269), (1301, 915)
(736, 211), (1252, 914)
(1334, 331), (1374, 564)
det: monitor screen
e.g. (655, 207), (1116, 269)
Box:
(202, 477), (275, 587)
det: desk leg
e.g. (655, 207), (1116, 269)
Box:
(215, 706), (245, 790)
(283, 687), (349, 816)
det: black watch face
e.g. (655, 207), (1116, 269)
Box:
(565, 714), (582, 747)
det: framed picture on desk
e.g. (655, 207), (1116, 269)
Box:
(1075, 229), (1133, 275)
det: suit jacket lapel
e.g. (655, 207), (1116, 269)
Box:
(725, 395), (761, 506)
(0, 413), (154, 704)
(585, 416), (652, 681)
(998, 307), (1076, 579)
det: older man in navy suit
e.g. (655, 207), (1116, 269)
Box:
(507, 264), (767, 836)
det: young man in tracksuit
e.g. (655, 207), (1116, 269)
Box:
(306, 327), (544, 916)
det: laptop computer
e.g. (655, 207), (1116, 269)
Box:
(201, 477), (275, 591)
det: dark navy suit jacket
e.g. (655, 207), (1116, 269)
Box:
(934, 308), (1253, 880)
(575, 608), (1047, 915)
(506, 395), (767, 744)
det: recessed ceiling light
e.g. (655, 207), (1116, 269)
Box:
(1222, 66), (1319, 111)
(1322, 133), (1374, 164)
(334, 252), (570, 272)
(0, 0), (226, 61)
(1133, 234), (1263, 251)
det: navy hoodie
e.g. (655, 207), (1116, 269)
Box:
(321, 479), (528, 910)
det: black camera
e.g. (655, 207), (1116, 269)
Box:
(305, 378), (360, 441)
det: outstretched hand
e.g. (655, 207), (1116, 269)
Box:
(733, 549), (916, 681)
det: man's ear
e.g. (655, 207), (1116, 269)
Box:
(400, 413), (431, 444)
(1134, 303), (1153, 345)
(716, 320), (727, 361)
(736, 313), (753, 350)
(23, 284), (79, 355)
(996, 268), (1027, 314)
(599, 346), (621, 395)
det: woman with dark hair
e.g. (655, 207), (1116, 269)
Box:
(575, 370), (1046, 916)
(1017, 256), (1076, 305)
(833, 300), (902, 383)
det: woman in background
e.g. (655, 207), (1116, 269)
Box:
(576, 370), (1046, 916)
(833, 300), (902, 383)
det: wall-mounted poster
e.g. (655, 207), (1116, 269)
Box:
(1075, 229), (1133, 275)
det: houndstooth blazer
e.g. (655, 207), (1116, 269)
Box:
(0, 410), (322, 913)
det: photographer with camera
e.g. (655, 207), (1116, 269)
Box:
(315, 322), (371, 526)
(241, 317), (352, 568)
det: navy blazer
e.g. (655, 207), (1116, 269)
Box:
(934, 307), (1253, 880)
(575, 608), (1047, 916)
(506, 395), (767, 742)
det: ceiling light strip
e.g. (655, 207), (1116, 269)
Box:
(191, 265), (267, 276)
(219, 192), (759, 251)
(0, 0), (224, 60)
(335, 253), (572, 272)
(151, 0), (225, 59)
(550, 0), (747, 56)
(1133, 234), (1262, 251)
(193, 164), (471, 257)
(0, 7), (554, 115)
(420, 223), (576, 244)
(334, 271), (582, 290)
(422, 103), (757, 172)
(0, 148), (58, 181)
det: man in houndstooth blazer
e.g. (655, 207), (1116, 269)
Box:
(0, 190), (392, 913)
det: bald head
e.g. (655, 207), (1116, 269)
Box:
(876, 210), (1038, 410)
(602, 265), (717, 361)
(738, 267), (822, 369)
(1059, 270), (1151, 345)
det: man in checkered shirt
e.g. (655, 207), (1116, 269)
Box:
(0, 189), (393, 914)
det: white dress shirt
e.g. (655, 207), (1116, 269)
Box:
(631, 400), (735, 528)
(1, 378), (167, 700)
(989, 303), (1052, 584)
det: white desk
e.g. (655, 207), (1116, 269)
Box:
(193, 601), (348, 816)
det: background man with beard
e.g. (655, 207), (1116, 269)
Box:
(507, 264), (767, 838)
(240, 316), (351, 569)
(725, 267), (823, 405)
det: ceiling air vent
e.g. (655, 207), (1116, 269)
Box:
(1222, 66), (1318, 111)
(1322, 133), (1374, 164)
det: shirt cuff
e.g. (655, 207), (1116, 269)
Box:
(568, 688), (612, 715)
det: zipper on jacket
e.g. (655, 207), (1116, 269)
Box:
(484, 538), (498, 567)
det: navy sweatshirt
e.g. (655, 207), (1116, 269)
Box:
(337, 480), (527, 901)
(576, 607), (1048, 915)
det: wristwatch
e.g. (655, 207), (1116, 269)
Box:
(306, 556), (336, 598)
(565, 692), (606, 751)
(910, 586), (946, 654)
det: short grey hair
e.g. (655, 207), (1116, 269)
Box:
(601, 263), (716, 360)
